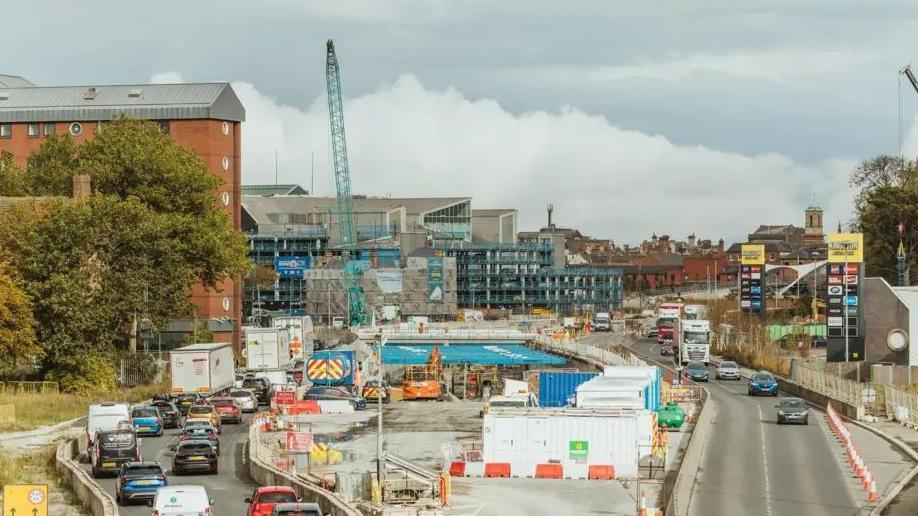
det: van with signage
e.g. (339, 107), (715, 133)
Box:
(87, 402), (131, 448)
(149, 485), (215, 514)
(91, 427), (139, 477)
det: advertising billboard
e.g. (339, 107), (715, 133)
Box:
(427, 258), (444, 302)
(274, 256), (309, 278)
(827, 233), (864, 264)
(740, 244), (766, 265)
(739, 244), (765, 316)
(825, 259), (865, 362)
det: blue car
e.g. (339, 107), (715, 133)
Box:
(130, 405), (163, 436)
(115, 461), (167, 506)
(748, 372), (778, 396)
(685, 361), (709, 382)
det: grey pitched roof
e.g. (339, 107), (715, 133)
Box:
(241, 184), (308, 196)
(0, 75), (34, 88)
(0, 82), (244, 123)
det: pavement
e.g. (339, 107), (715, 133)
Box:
(625, 337), (902, 516)
(78, 412), (257, 514)
(445, 477), (639, 516)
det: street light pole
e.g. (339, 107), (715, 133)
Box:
(376, 334), (386, 496)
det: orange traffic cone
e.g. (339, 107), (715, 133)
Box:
(868, 479), (878, 502)
(862, 468), (872, 489)
(638, 490), (647, 516)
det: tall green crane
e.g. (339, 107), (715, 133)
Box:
(325, 39), (366, 326)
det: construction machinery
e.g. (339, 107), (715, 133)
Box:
(403, 347), (443, 400)
(810, 297), (826, 323)
(325, 39), (368, 327)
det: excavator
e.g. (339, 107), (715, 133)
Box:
(403, 346), (443, 400)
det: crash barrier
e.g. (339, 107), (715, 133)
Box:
(826, 403), (878, 502)
(448, 460), (616, 480)
(668, 386), (710, 516)
(0, 380), (59, 393)
(248, 417), (363, 516)
(54, 435), (118, 516)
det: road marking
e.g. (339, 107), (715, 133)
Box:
(757, 404), (774, 516)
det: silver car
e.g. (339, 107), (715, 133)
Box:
(715, 361), (741, 380)
(229, 389), (259, 413)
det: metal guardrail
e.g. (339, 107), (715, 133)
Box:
(789, 361), (886, 417)
(0, 381), (59, 393)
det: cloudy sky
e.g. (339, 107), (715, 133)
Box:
(5, 1), (918, 244)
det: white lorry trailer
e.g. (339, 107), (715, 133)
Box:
(272, 316), (314, 361)
(243, 327), (291, 369)
(170, 343), (235, 395)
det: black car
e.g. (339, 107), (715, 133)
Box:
(776, 397), (809, 425)
(172, 440), (218, 475)
(179, 426), (221, 455)
(174, 393), (201, 416)
(151, 400), (181, 429)
(685, 362), (709, 382)
(115, 461), (167, 505)
(241, 377), (270, 404)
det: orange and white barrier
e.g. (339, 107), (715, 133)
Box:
(447, 461), (616, 480)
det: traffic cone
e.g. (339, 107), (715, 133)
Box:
(854, 454), (865, 478)
(638, 490), (647, 516)
(868, 479), (878, 502)
(862, 468), (872, 489)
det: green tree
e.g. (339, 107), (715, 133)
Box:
(0, 151), (30, 196)
(0, 264), (42, 376)
(26, 134), (79, 196)
(851, 157), (918, 285)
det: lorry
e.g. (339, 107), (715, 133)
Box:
(656, 303), (683, 344)
(170, 343), (235, 396)
(273, 316), (314, 361)
(680, 319), (711, 365)
(594, 312), (612, 332)
(243, 327), (291, 369)
(305, 350), (356, 386)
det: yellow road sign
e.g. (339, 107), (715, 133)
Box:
(3, 484), (48, 516)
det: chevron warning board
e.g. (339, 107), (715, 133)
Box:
(307, 358), (344, 380)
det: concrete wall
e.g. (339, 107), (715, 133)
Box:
(54, 435), (117, 516)
(864, 278), (910, 365)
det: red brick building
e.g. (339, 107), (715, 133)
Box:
(0, 74), (245, 346)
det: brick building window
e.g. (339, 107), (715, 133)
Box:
(0, 124), (10, 138)
(158, 121), (170, 134)
(27, 123), (39, 138)
(43, 123), (55, 136)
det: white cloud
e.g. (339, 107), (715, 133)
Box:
(903, 114), (918, 159)
(229, 73), (859, 244)
(516, 49), (881, 84)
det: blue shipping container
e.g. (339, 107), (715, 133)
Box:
(538, 371), (599, 408)
(305, 350), (356, 386)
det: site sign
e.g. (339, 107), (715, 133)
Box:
(827, 233), (864, 263)
(275, 389), (295, 406)
(740, 244), (766, 265)
(3, 484), (48, 516)
(286, 431), (314, 452)
(274, 256), (309, 278)
(569, 440), (589, 462)
(825, 260), (865, 362)
(428, 257), (444, 302)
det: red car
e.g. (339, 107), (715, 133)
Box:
(211, 397), (242, 424)
(245, 486), (300, 516)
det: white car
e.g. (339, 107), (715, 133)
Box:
(715, 361), (741, 380)
(229, 389), (259, 413)
(150, 485), (214, 514)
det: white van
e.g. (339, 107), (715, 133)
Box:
(86, 403), (130, 446)
(150, 485), (214, 515)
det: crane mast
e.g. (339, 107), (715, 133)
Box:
(325, 39), (366, 326)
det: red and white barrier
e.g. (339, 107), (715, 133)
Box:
(447, 461), (616, 480)
(826, 402), (878, 504)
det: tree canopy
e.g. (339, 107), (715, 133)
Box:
(0, 264), (41, 376)
(851, 156), (917, 285)
(0, 118), (249, 390)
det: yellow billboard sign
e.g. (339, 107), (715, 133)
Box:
(3, 484), (48, 516)
(740, 244), (765, 265)
(828, 233), (864, 263)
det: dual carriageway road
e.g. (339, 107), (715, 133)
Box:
(79, 412), (257, 515)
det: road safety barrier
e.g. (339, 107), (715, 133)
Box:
(826, 403), (878, 503)
(448, 460), (617, 480)
(54, 435), (117, 516)
(248, 416), (363, 516)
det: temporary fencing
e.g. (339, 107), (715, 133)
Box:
(447, 460), (617, 480)
(826, 402), (878, 503)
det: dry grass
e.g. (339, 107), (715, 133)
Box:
(720, 344), (791, 377)
(0, 379), (170, 431)
(0, 443), (59, 485)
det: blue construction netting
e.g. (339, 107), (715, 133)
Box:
(372, 343), (567, 366)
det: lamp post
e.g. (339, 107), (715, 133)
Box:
(376, 333), (386, 496)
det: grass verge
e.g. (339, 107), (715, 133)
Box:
(0, 379), (170, 432)
(720, 343), (791, 377)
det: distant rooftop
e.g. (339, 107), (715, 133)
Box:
(241, 184), (308, 196)
(0, 75), (244, 123)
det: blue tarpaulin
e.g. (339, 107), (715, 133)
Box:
(373, 343), (566, 366)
